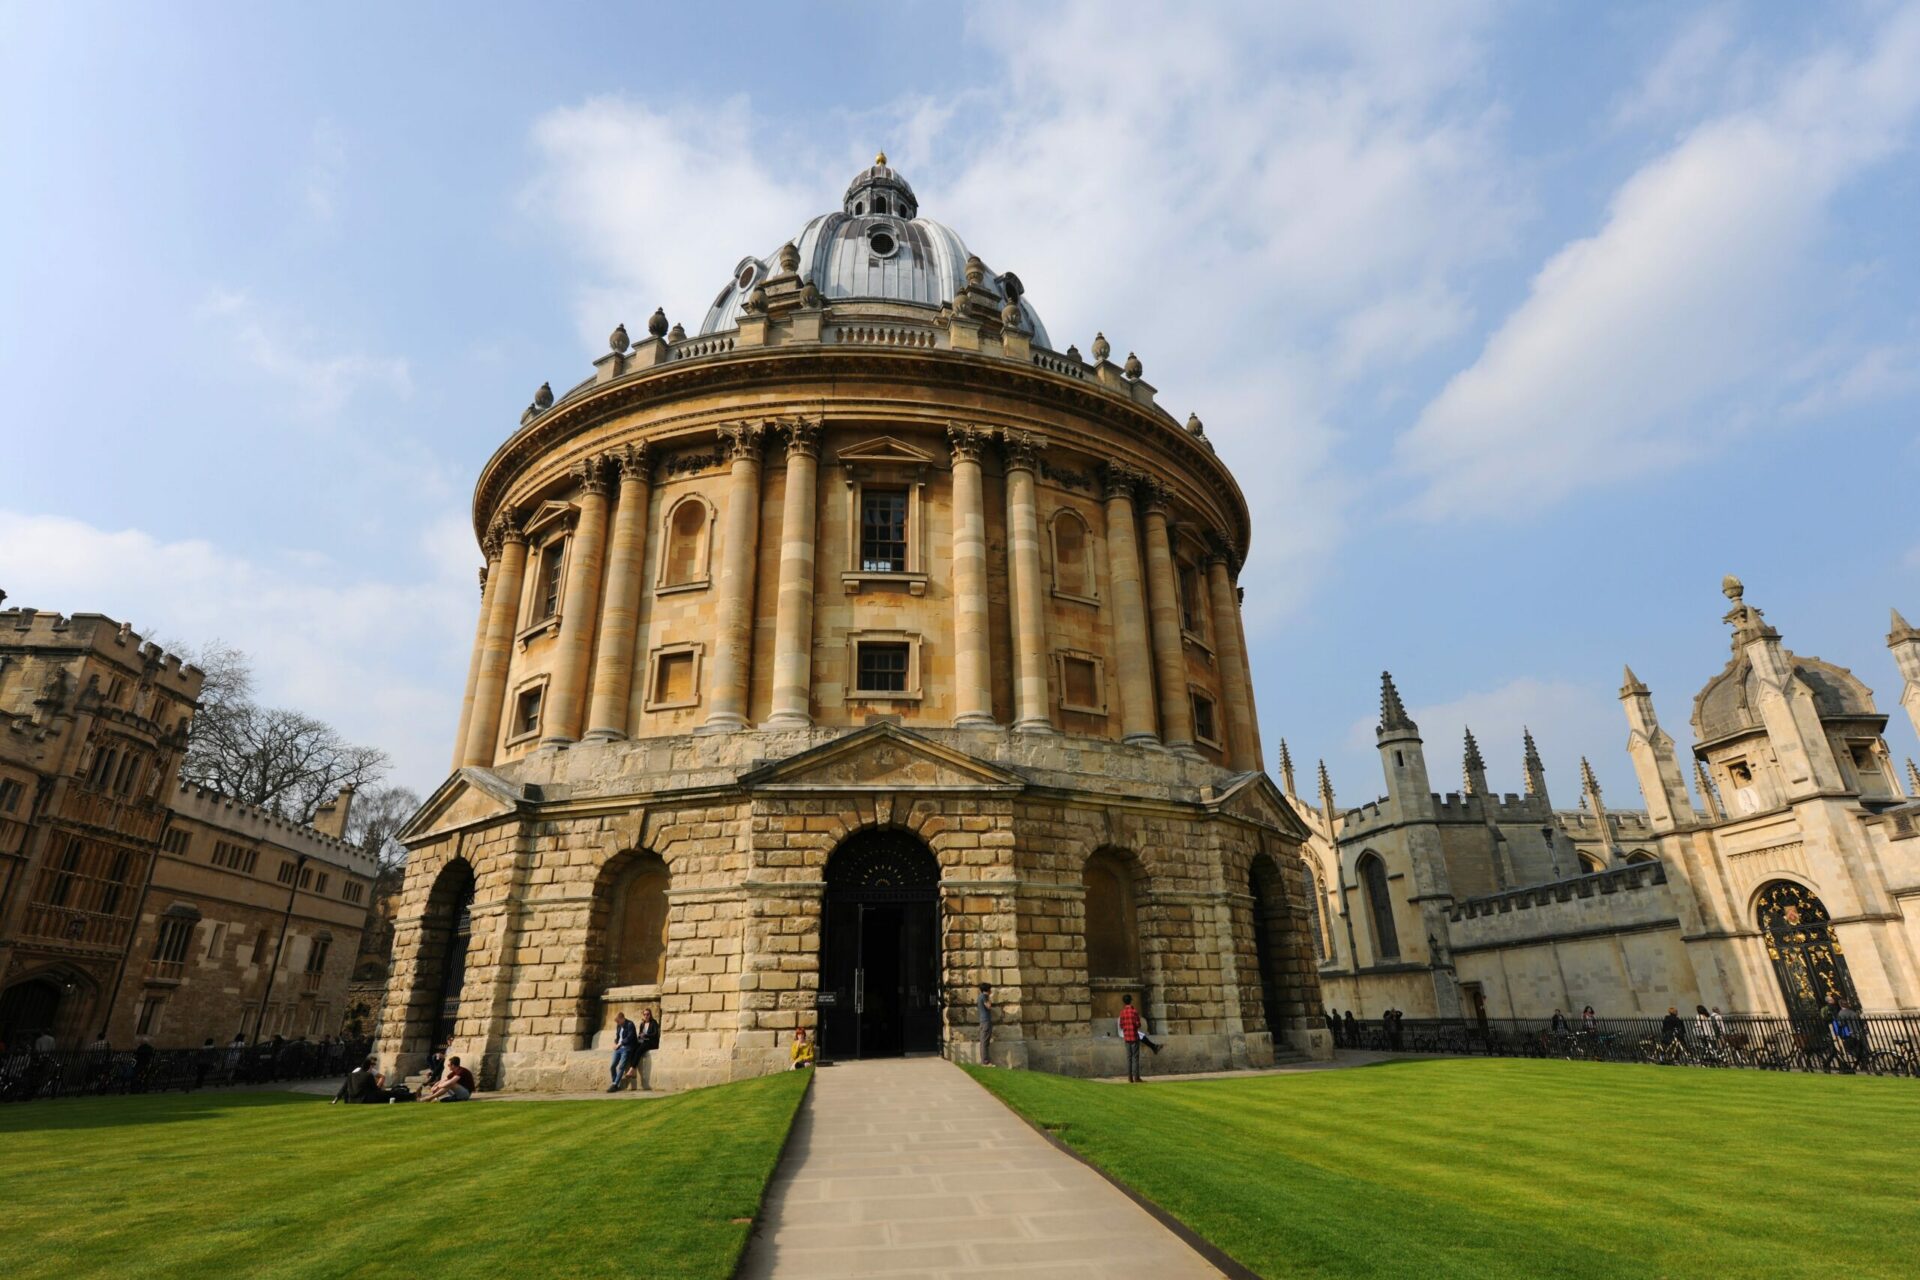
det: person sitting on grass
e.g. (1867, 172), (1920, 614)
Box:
(790, 1028), (814, 1070)
(333, 1056), (410, 1104)
(425, 1055), (475, 1102)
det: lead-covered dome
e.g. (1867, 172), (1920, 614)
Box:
(699, 155), (1051, 346)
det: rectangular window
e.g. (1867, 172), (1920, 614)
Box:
(1061, 657), (1100, 711)
(855, 642), (910, 693)
(277, 861), (298, 886)
(309, 1004), (329, 1037)
(205, 921), (228, 960)
(306, 938), (331, 975)
(859, 489), (908, 572)
(297, 866), (314, 891)
(213, 841), (259, 875)
(653, 653), (694, 705)
(97, 848), (134, 917)
(534, 539), (566, 622)
(136, 996), (166, 1037)
(1178, 563), (1205, 635)
(513, 685), (545, 738)
(250, 929), (271, 966)
(343, 880), (365, 904)
(1192, 692), (1219, 746)
(151, 917), (195, 965)
(312, 872), (329, 896)
(162, 827), (192, 855)
(0, 777), (22, 812)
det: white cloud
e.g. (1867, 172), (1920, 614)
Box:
(0, 510), (471, 797)
(199, 289), (412, 417)
(1397, 6), (1920, 519)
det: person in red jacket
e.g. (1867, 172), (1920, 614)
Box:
(1118, 994), (1145, 1083)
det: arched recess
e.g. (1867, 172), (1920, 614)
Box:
(1247, 853), (1291, 1038)
(1754, 879), (1857, 1022)
(0, 965), (99, 1047)
(1050, 509), (1095, 599)
(407, 857), (475, 1052)
(1083, 848), (1145, 1030)
(583, 850), (670, 1040)
(659, 495), (713, 589)
(1623, 849), (1658, 866)
(818, 827), (942, 1061)
(1578, 852), (1606, 875)
(1357, 851), (1399, 961)
(1300, 864), (1329, 962)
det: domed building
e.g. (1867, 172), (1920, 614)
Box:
(383, 157), (1329, 1090)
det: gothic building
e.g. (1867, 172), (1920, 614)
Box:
(0, 606), (375, 1049)
(1295, 579), (1920, 1023)
(384, 158), (1329, 1090)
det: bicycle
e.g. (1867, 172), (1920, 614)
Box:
(1864, 1038), (1917, 1078)
(1637, 1037), (1695, 1067)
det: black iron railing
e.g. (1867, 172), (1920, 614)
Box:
(0, 1038), (373, 1103)
(1325, 1014), (1920, 1076)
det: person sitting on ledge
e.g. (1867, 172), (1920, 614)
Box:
(790, 1028), (815, 1070)
(425, 1055), (475, 1102)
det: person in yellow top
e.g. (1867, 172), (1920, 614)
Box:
(789, 1028), (815, 1069)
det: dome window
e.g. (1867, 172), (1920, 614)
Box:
(853, 201), (864, 215)
(736, 263), (758, 290)
(874, 196), (889, 215)
(867, 228), (897, 258)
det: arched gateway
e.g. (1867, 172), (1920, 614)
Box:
(818, 828), (942, 1060)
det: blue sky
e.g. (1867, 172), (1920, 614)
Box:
(3, 1), (1917, 808)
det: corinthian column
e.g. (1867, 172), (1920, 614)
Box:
(764, 420), (821, 729)
(948, 424), (995, 726)
(1102, 466), (1158, 745)
(541, 458), (611, 746)
(451, 561), (495, 769)
(1140, 483), (1195, 753)
(1003, 432), (1054, 733)
(586, 445), (653, 740)
(463, 511), (528, 767)
(700, 422), (764, 734)
(1206, 540), (1259, 769)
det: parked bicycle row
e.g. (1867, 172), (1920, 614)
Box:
(1328, 1008), (1920, 1076)
(0, 1034), (374, 1102)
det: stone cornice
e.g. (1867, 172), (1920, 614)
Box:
(473, 344), (1251, 560)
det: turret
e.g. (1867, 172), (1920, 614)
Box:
(1580, 757), (1621, 864)
(1619, 665), (1693, 832)
(1890, 608), (1920, 741)
(1522, 727), (1551, 808)
(1462, 727), (1488, 797)
(1721, 576), (1845, 799)
(1377, 672), (1434, 819)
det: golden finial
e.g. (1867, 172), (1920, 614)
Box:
(875, 150), (888, 166)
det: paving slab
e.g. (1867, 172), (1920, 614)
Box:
(737, 1058), (1222, 1279)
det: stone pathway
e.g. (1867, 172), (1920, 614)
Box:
(737, 1058), (1223, 1279)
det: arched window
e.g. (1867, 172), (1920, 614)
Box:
(1082, 850), (1141, 981)
(606, 853), (670, 988)
(1051, 510), (1094, 599)
(1301, 865), (1328, 962)
(1623, 849), (1657, 866)
(659, 496), (712, 589)
(1357, 852), (1399, 960)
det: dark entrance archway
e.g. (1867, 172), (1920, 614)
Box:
(1756, 880), (1857, 1023)
(1248, 856), (1289, 1039)
(818, 828), (941, 1060)
(417, 859), (476, 1050)
(0, 977), (63, 1046)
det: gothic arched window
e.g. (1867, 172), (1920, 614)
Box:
(1358, 852), (1399, 960)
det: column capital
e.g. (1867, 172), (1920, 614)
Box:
(1100, 463), (1143, 503)
(1203, 531), (1240, 575)
(1000, 429), (1047, 473)
(718, 420), (767, 462)
(572, 454), (612, 497)
(487, 507), (527, 551)
(477, 564), (489, 594)
(781, 418), (822, 459)
(946, 422), (991, 464)
(615, 441), (653, 483)
(1140, 478), (1174, 516)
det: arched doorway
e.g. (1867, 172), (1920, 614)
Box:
(819, 828), (941, 1060)
(0, 977), (64, 1046)
(417, 859), (476, 1050)
(1756, 880), (1857, 1022)
(1248, 856), (1289, 1038)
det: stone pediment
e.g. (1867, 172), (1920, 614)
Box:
(1210, 772), (1313, 840)
(740, 724), (1024, 794)
(397, 767), (533, 845)
(836, 435), (936, 467)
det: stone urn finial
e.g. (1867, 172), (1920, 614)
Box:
(609, 322), (629, 353)
(964, 255), (986, 289)
(1001, 299), (1023, 330)
(1065, 344), (1082, 363)
(533, 381), (554, 410)
(648, 307), (669, 338)
(778, 241), (801, 273)
(1722, 574), (1744, 602)
(1123, 352), (1143, 380)
(1091, 332), (1110, 363)
(1186, 412), (1205, 437)
(668, 322), (686, 342)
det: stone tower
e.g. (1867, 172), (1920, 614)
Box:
(1619, 665), (1693, 833)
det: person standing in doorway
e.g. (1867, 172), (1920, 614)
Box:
(1118, 994), (1145, 1082)
(608, 1012), (637, 1092)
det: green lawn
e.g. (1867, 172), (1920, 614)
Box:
(0, 1072), (808, 1280)
(967, 1058), (1920, 1279)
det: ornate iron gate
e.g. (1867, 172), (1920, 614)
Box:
(1756, 881), (1856, 1024)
